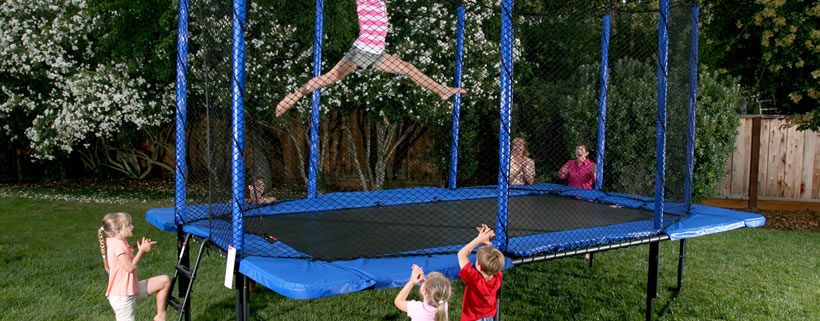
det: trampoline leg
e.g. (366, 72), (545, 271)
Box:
(176, 228), (192, 321)
(235, 271), (249, 321)
(677, 239), (687, 293)
(495, 286), (503, 321)
(645, 242), (660, 321)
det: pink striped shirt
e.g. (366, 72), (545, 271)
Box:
(353, 0), (389, 54)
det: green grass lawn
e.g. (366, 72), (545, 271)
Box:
(0, 189), (817, 321)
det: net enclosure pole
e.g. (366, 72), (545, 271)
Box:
(595, 14), (611, 191)
(307, 0), (325, 199)
(684, 5), (700, 210)
(231, 0), (248, 254)
(174, 0), (190, 228)
(448, 3), (467, 189)
(495, 0), (514, 251)
(174, 1), (191, 320)
(653, 0), (670, 230)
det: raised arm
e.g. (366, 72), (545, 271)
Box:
(557, 162), (569, 180)
(458, 224), (495, 269)
(525, 158), (536, 185)
(117, 237), (156, 273)
(394, 264), (424, 312)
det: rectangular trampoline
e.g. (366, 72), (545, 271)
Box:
(147, 183), (764, 299)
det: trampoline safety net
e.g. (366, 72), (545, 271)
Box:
(177, 0), (701, 261)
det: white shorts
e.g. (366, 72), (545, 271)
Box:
(107, 280), (149, 321)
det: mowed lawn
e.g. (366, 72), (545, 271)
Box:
(0, 190), (817, 321)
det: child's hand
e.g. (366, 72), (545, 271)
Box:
(137, 237), (157, 253)
(475, 224), (495, 246)
(408, 264), (424, 285)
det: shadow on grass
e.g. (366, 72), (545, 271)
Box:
(656, 286), (682, 320)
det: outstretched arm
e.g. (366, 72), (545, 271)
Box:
(458, 224), (495, 269)
(557, 162), (569, 180)
(394, 264), (424, 312)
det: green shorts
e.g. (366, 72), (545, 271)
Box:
(342, 45), (387, 70)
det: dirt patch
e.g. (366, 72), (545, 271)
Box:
(751, 209), (820, 232)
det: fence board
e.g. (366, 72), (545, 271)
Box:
(802, 131), (817, 199)
(757, 118), (771, 196)
(783, 123), (804, 198)
(815, 134), (820, 199)
(765, 118), (787, 198)
(729, 118), (752, 196)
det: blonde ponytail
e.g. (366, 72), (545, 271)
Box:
(435, 301), (448, 321)
(97, 226), (109, 273)
(423, 272), (451, 321)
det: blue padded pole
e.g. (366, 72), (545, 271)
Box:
(654, 0), (670, 230)
(683, 6), (700, 212)
(495, 0), (514, 251)
(595, 14), (611, 191)
(448, 4), (466, 189)
(231, 0), (247, 254)
(174, 0), (190, 226)
(307, 0), (325, 199)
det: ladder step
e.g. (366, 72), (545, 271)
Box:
(168, 297), (183, 311)
(176, 264), (193, 279)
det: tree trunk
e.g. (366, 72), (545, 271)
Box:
(15, 148), (23, 182)
(343, 115), (369, 190)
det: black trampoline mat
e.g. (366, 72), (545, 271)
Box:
(245, 194), (653, 260)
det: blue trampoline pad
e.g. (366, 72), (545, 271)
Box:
(145, 185), (764, 299)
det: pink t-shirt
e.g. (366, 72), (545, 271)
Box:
(406, 300), (438, 321)
(353, 0), (389, 54)
(105, 238), (139, 296)
(558, 159), (596, 190)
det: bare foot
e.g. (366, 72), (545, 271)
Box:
(153, 313), (166, 321)
(440, 87), (467, 101)
(275, 92), (304, 117)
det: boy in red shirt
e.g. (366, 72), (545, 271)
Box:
(457, 224), (505, 321)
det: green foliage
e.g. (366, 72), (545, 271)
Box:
(560, 58), (658, 195)
(559, 58), (740, 201)
(792, 110), (820, 131)
(693, 70), (742, 201)
(702, 0), (818, 114)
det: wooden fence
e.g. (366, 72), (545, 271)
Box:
(716, 116), (820, 203)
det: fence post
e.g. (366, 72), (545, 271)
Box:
(748, 117), (761, 208)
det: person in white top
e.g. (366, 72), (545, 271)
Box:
(509, 137), (536, 185)
(394, 264), (452, 321)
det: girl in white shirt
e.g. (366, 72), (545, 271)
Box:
(394, 264), (452, 321)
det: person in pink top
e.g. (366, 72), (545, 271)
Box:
(275, 0), (467, 117)
(394, 264), (452, 321)
(557, 143), (596, 190)
(97, 212), (171, 321)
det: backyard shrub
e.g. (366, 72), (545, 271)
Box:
(558, 58), (740, 201)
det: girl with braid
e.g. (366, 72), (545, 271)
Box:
(275, 0), (466, 117)
(98, 212), (171, 321)
(394, 264), (453, 321)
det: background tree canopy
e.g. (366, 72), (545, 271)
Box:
(0, 0), (801, 204)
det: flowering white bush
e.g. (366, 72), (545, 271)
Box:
(0, 0), (172, 160)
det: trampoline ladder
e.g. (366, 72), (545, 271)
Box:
(168, 234), (209, 321)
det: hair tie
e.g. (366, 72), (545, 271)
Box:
(438, 300), (444, 305)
